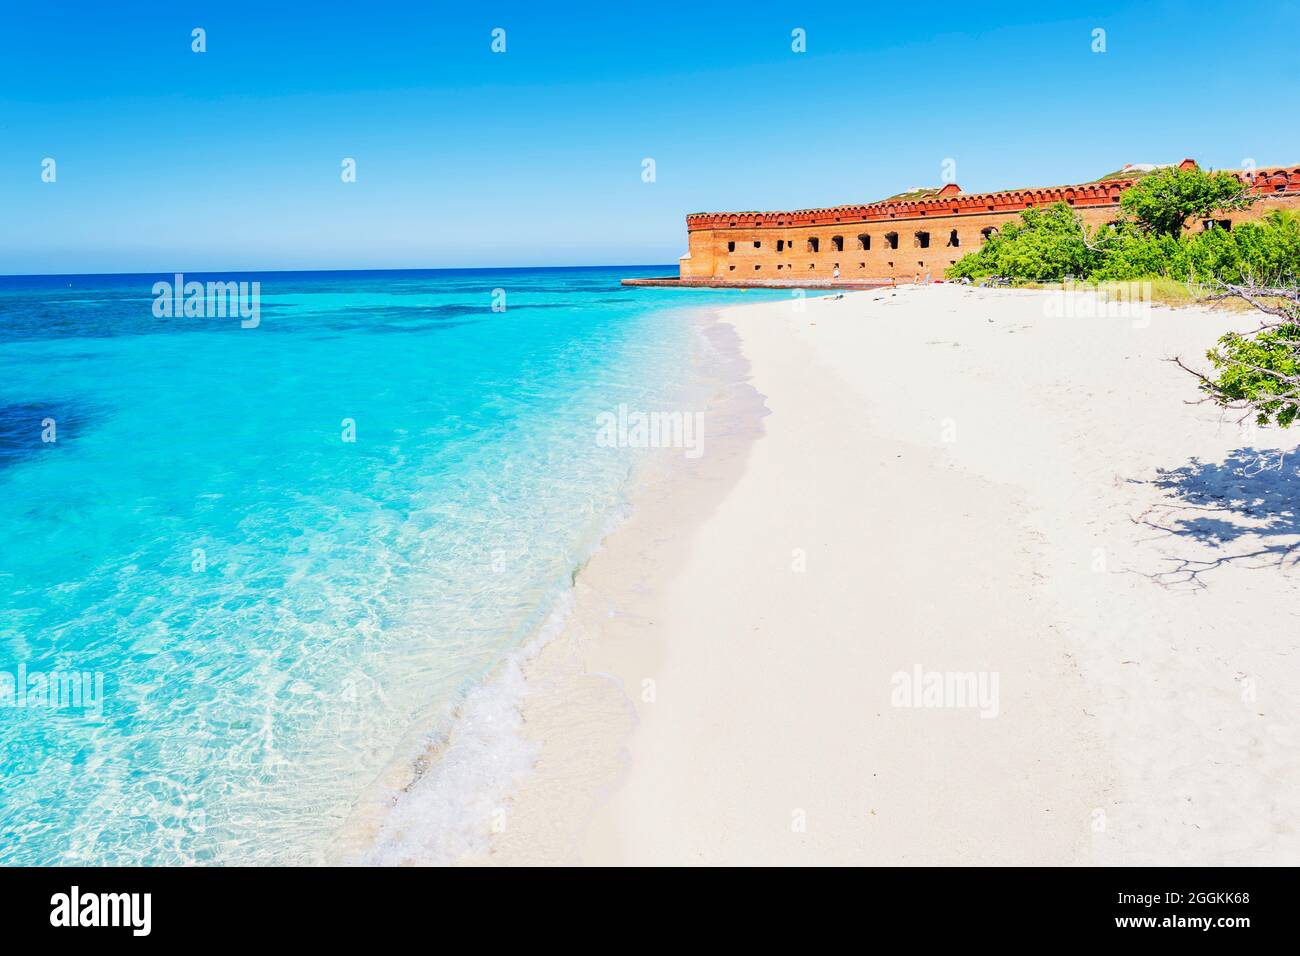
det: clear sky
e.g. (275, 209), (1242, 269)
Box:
(2, 0), (1297, 274)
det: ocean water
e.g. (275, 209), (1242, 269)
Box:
(0, 266), (789, 865)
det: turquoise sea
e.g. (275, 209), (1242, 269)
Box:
(0, 266), (791, 865)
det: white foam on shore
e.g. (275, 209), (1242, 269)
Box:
(343, 450), (645, 865)
(356, 589), (575, 866)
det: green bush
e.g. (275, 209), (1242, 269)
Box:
(1087, 212), (1297, 284)
(1091, 227), (1185, 281)
(946, 204), (1101, 281)
(1204, 320), (1300, 426)
(1119, 166), (1256, 237)
(947, 205), (1300, 286)
(1230, 211), (1300, 284)
(1181, 225), (1242, 282)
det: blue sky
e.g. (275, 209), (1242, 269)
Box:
(2, 0), (1297, 274)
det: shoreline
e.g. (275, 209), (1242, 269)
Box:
(455, 306), (770, 864)
(469, 284), (1299, 865)
(332, 301), (756, 866)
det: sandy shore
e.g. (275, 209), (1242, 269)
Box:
(470, 284), (1299, 866)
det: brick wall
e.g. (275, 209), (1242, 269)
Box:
(680, 163), (1300, 283)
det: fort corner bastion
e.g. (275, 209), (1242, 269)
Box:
(622, 159), (1300, 289)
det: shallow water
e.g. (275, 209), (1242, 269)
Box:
(0, 266), (795, 864)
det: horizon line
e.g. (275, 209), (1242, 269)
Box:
(0, 263), (678, 280)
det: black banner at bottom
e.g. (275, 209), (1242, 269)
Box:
(0, 865), (1288, 942)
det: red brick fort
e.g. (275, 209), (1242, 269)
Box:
(626, 159), (1300, 287)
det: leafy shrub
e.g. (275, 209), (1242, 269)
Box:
(1090, 227), (1185, 281)
(1229, 211), (1300, 284)
(948, 204), (1300, 286)
(1119, 166), (1256, 237)
(1110, 211), (1300, 284)
(946, 204), (1101, 281)
(1203, 317), (1300, 426)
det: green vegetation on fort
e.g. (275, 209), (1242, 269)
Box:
(945, 166), (1300, 428)
(1117, 165), (1258, 237)
(1091, 167), (1159, 182)
(947, 167), (1295, 286)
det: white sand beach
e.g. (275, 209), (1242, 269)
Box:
(465, 284), (1299, 866)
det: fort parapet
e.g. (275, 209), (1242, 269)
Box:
(624, 159), (1300, 288)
